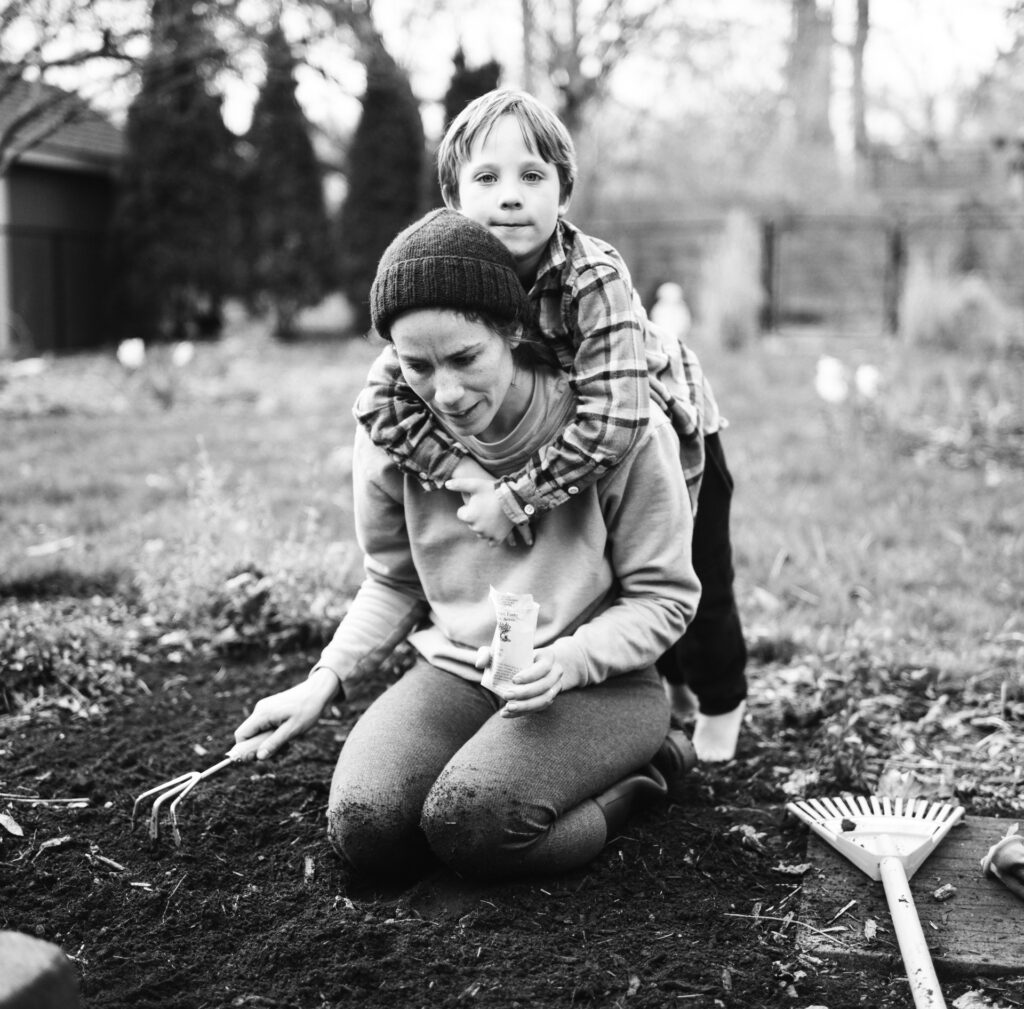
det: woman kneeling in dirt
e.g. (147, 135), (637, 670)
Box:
(235, 210), (700, 882)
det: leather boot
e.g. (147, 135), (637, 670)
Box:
(593, 763), (668, 841)
(651, 727), (698, 779)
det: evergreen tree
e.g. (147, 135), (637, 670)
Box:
(337, 42), (425, 333)
(112, 0), (240, 341)
(428, 48), (501, 205)
(244, 24), (334, 339)
(442, 48), (501, 132)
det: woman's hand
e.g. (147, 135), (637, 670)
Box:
(476, 646), (563, 718)
(234, 666), (341, 759)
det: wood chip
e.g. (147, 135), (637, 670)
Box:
(0, 812), (23, 836)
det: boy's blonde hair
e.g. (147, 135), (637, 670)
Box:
(437, 89), (578, 206)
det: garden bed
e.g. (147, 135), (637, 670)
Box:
(2, 650), (1022, 1008)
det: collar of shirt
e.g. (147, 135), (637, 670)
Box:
(531, 218), (577, 296)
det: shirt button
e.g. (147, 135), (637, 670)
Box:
(567, 485), (580, 495)
(524, 504), (536, 516)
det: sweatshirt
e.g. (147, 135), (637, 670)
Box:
(314, 368), (700, 693)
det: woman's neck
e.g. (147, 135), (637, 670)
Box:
(479, 366), (535, 442)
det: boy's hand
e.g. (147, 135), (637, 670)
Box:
(445, 477), (533, 546)
(234, 667), (340, 759)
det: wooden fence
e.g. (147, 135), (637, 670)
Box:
(585, 209), (1024, 335)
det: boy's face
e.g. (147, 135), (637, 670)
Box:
(447, 114), (569, 284)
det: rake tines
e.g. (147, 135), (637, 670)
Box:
(787, 793), (965, 1009)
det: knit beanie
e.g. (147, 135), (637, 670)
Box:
(370, 209), (532, 337)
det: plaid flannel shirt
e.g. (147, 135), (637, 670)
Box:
(353, 218), (713, 523)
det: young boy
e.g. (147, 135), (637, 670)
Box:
(354, 89), (747, 761)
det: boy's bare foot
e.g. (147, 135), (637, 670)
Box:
(692, 701), (746, 762)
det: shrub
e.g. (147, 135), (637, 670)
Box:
(899, 254), (1021, 352)
(698, 209), (763, 350)
(134, 448), (360, 652)
(0, 599), (140, 716)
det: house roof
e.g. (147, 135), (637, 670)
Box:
(0, 76), (123, 174)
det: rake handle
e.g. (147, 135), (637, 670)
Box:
(879, 856), (947, 1009)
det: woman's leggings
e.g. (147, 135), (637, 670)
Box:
(327, 660), (669, 881)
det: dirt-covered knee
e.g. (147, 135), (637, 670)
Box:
(421, 774), (545, 878)
(327, 795), (423, 877)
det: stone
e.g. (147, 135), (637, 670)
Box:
(0, 931), (81, 1009)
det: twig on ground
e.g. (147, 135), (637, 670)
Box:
(724, 912), (852, 947)
(0, 793), (90, 805)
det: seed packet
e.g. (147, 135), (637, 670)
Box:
(481, 587), (539, 699)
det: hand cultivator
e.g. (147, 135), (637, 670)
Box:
(132, 731), (272, 845)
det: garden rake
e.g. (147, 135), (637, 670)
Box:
(786, 794), (965, 1009)
(132, 730), (273, 845)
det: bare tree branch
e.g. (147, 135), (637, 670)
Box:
(529, 0), (672, 134)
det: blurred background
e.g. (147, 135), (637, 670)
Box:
(1, 2), (1022, 730)
(2, 0), (1024, 354)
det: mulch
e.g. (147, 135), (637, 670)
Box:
(2, 653), (1022, 1009)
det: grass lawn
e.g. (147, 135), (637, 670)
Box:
(1, 326), (379, 589)
(717, 333), (1024, 678)
(1, 315), (1022, 703)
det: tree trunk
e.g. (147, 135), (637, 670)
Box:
(788, 0), (834, 148)
(521, 0), (535, 92)
(851, 0), (869, 157)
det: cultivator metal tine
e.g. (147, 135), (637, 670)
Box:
(131, 731), (273, 845)
(165, 756), (234, 845)
(131, 771), (201, 836)
(148, 772), (202, 842)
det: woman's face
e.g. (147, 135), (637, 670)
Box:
(390, 308), (521, 441)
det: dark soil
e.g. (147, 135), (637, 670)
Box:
(1, 655), (1021, 1009)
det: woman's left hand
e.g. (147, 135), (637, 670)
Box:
(499, 647), (564, 718)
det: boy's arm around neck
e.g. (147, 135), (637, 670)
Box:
(495, 258), (650, 526)
(352, 343), (467, 486)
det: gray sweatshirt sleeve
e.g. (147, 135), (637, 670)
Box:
(313, 430), (428, 687)
(550, 415), (701, 689)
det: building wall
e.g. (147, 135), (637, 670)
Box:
(2, 163), (116, 356)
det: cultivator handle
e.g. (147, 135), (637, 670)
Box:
(226, 730), (274, 762)
(879, 856), (947, 1009)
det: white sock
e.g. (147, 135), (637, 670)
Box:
(693, 701), (746, 763)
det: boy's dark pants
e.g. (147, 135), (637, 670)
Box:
(655, 432), (748, 715)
